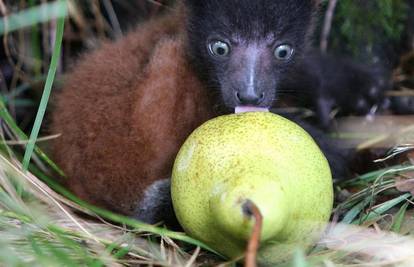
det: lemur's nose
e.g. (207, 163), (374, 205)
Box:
(235, 90), (265, 106)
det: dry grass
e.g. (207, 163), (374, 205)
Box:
(0, 1), (414, 266)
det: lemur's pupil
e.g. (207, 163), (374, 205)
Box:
(217, 47), (225, 55)
(279, 50), (287, 58)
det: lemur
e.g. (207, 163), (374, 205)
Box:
(279, 52), (390, 129)
(51, 0), (347, 224)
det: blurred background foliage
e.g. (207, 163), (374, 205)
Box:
(324, 0), (412, 65)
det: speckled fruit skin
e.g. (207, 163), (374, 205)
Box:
(171, 112), (333, 265)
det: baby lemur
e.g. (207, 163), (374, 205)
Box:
(280, 52), (390, 129)
(51, 0), (346, 224)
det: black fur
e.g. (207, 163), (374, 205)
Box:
(280, 51), (391, 129)
(183, 0), (351, 178)
(185, 0), (317, 111)
(134, 179), (179, 228)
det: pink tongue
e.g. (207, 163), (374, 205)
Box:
(235, 106), (270, 114)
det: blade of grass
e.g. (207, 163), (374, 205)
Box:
(358, 193), (411, 223)
(336, 178), (395, 212)
(339, 164), (406, 187)
(2, 82), (31, 103)
(391, 201), (410, 233)
(0, 243), (22, 266)
(29, 236), (48, 264)
(3, 99), (35, 107)
(292, 248), (308, 267)
(0, 96), (64, 176)
(0, 1), (68, 35)
(22, 1), (67, 171)
(52, 230), (104, 266)
(112, 245), (131, 260)
(341, 198), (371, 224)
(44, 243), (80, 267)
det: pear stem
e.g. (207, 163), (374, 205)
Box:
(243, 200), (263, 267)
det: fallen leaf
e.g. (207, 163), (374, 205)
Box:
(395, 176), (414, 194)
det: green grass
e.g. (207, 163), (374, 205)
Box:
(0, 1), (414, 266)
(0, 152), (217, 266)
(22, 0), (66, 171)
(0, 1), (67, 35)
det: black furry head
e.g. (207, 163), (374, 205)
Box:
(185, 0), (318, 111)
(281, 52), (392, 129)
(314, 56), (391, 117)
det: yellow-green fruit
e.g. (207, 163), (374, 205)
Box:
(171, 112), (333, 265)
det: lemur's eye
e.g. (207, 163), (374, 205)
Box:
(274, 44), (294, 60)
(208, 40), (230, 57)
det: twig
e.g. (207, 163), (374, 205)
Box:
(243, 200), (263, 267)
(149, 0), (165, 17)
(0, 0), (5, 13)
(91, 0), (106, 39)
(102, 0), (122, 39)
(320, 0), (338, 53)
(184, 246), (200, 267)
(386, 89), (414, 97)
(1, 133), (61, 145)
(147, 0), (164, 7)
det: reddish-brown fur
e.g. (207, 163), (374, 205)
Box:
(51, 5), (214, 215)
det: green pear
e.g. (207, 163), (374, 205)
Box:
(171, 112), (333, 265)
